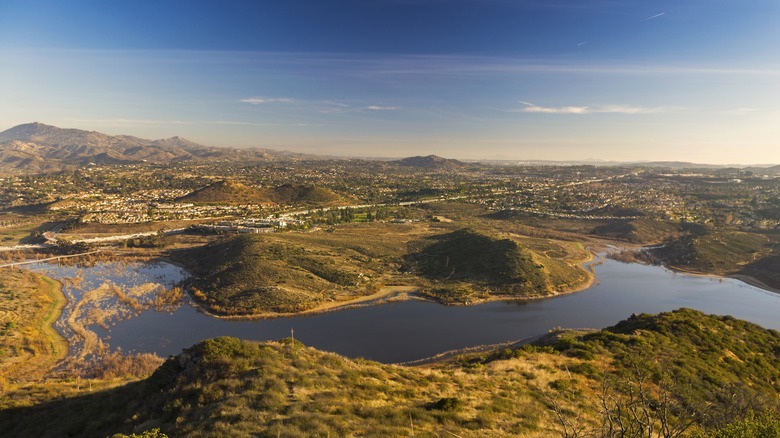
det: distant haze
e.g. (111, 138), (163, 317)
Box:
(2, 1), (780, 164)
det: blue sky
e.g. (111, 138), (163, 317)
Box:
(1, 0), (779, 163)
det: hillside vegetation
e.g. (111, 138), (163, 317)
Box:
(655, 230), (769, 273)
(651, 228), (780, 289)
(177, 234), (368, 314)
(173, 222), (419, 315)
(592, 218), (682, 243)
(0, 309), (777, 437)
(484, 210), (683, 245)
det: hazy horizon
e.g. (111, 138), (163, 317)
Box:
(2, 0), (779, 164)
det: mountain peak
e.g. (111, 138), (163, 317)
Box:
(0, 122), (295, 174)
(0, 122), (57, 140)
(395, 154), (467, 169)
(152, 135), (204, 150)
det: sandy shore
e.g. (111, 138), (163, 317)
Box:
(190, 285), (424, 320)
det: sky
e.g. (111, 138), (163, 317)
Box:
(1, 0), (779, 164)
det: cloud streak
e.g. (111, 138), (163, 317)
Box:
(513, 101), (671, 115)
(240, 97), (295, 104)
(240, 97), (400, 114)
(20, 49), (780, 79)
(646, 12), (666, 20)
(365, 105), (398, 111)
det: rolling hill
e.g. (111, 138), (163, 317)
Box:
(652, 230), (771, 274)
(651, 229), (780, 290)
(177, 180), (275, 205)
(175, 233), (368, 314)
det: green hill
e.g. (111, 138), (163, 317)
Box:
(1, 309), (777, 437)
(541, 308), (780, 427)
(653, 230), (771, 274)
(177, 234), (365, 314)
(405, 228), (576, 296)
(649, 227), (780, 290)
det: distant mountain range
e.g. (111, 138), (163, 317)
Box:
(1, 123), (777, 174)
(481, 159), (779, 171)
(0, 122), (307, 174)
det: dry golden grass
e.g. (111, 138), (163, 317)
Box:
(0, 270), (68, 390)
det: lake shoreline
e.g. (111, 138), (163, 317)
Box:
(662, 265), (780, 294)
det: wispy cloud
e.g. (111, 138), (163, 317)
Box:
(512, 101), (671, 115)
(646, 12), (665, 20)
(516, 103), (591, 114)
(240, 97), (295, 104)
(211, 120), (321, 127)
(251, 99), (401, 114)
(723, 107), (761, 115)
(22, 49), (780, 79)
(365, 105), (398, 111)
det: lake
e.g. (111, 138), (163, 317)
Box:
(27, 257), (780, 363)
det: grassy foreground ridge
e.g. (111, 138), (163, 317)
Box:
(0, 309), (777, 437)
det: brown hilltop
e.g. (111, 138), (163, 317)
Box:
(177, 180), (275, 205)
(178, 180), (352, 206)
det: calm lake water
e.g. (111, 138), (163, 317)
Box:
(29, 258), (780, 363)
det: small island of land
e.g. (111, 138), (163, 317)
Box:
(171, 223), (593, 317)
